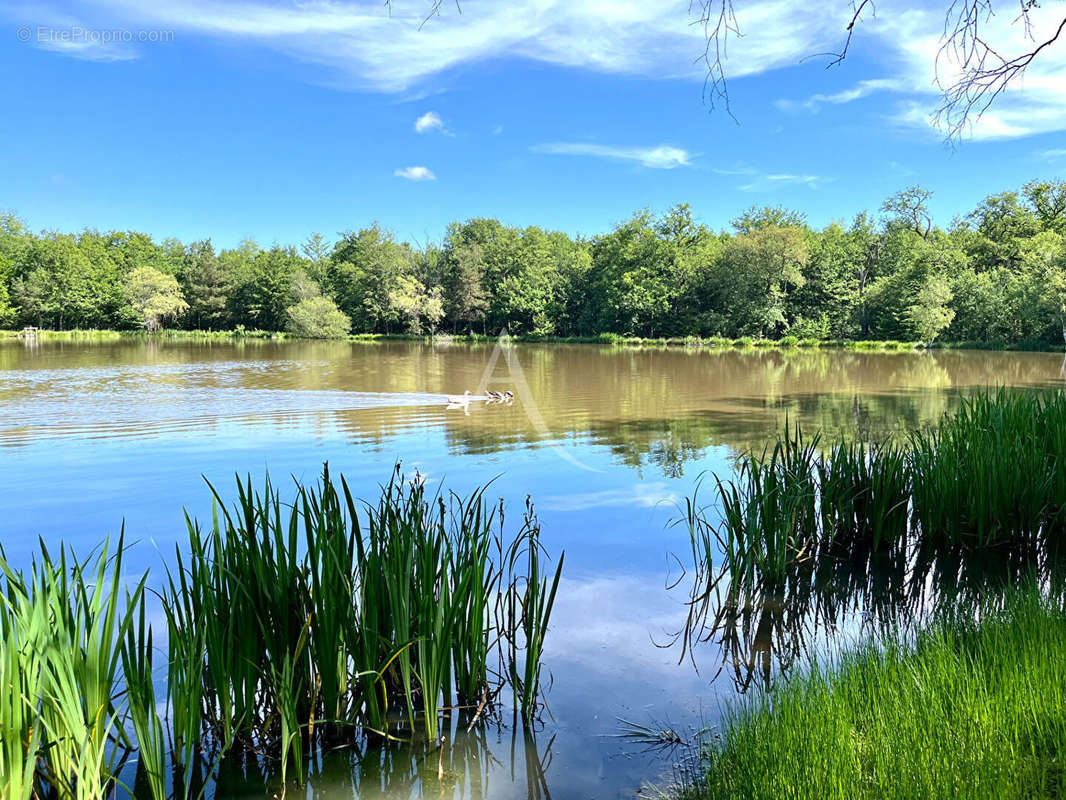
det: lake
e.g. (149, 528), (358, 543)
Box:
(2, 339), (1063, 799)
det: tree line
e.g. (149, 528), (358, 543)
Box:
(1, 180), (1064, 345)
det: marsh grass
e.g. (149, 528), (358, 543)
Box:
(678, 588), (1066, 800)
(160, 464), (562, 783)
(680, 389), (1066, 692)
(0, 534), (166, 800)
(684, 391), (1066, 627)
(0, 465), (562, 798)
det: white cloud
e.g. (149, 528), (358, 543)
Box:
(36, 36), (140, 62)
(533, 142), (692, 169)
(713, 163), (829, 191)
(868, 1), (1066, 140)
(19, 0), (1066, 139)
(28, 0), (840, 91)
(393, 165), (436, 181)
(741, 172), (828, 191)
(776, 78), (906, 112)
(414, 110), (445, 133)
(1040, 149), (1066, 161)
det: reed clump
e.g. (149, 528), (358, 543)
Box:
(0, 534), (168, 800)
(685, 391), (1066, 607)
(679, 389), (1066, 688)
(166, 465), (562, 786)
(1, 465), (562, 799)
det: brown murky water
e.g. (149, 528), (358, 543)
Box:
(1, 339), (1062, 798)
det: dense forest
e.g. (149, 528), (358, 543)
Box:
(1, 180), (1064, 345)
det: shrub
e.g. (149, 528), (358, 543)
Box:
(286, 297), (352, 339)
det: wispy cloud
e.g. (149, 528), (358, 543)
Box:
(23, 0), (840, 91)
(776, 78), (905, 113)
(1038, 149), (1066, 161)
(414, 110), (447, 134)
(393, 165), (436, 181)
(712, 164), (829, 191)
(872, 4), (1066, 140)
(533, 142), (692, 169)
(18, 0), (1066, 139)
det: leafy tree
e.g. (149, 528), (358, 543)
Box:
(441, 239), (489, 332)
(10, 269), (55, 328)
(882, 187), (934, 239)
(389, 274), (444, 334)
(181, 240), (230, 329)
(720, 223), (809, 336)
(1023, 180), (1066, 234)
(125, 266), (189, 331)
(329, 224), (420, 333)
(229, 244), (300, 331)
(905, 274), (955, 343)
(286, 296), (352, 339)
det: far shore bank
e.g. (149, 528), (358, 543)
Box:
(3, 328), (1065, 353)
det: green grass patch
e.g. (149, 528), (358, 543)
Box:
(679, 589), (1066, 800)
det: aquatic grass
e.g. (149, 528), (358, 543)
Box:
(505, 499), (564, 723)
(679, 588), (1066, 800)
(0, 559), (46, 800)
(35, 536), (146, 799)
(120, 589), (168, 800)
(687, 390), (1066, 605)
(0, 464), (562, 795)
(681, 389), (1066, 688)
(0, 535), (165, 800)
(159, 464), (563, 781)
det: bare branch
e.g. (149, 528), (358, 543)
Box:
(824, 0), (876, 67)
(934, 2), (1066, 144)
(383, 0), (462, 30)
(689, 0), (741, 119)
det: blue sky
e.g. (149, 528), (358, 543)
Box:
(2, 0), (1065, 249)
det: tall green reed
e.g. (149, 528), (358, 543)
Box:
(0, 465), (563, 796)
(0, 534), (163, 800)
(681, 389), (1066, 685)
(161, 464), (563, 782)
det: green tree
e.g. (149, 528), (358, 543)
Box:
(720, 223), (809, 336)
(329, 224), (422, 333)
(441, 239), (489, 332)
(389, 274), (444, 334)
(882, 187), (933, 238)
(181, 240), (230, 330)
(905, 274), (955, 342)
(125, 266), (189, 331)
(229, 244), (300, 331)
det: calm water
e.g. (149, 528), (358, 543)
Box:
(2, 340), (1063, 799)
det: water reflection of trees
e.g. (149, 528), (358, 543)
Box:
(2, 342), (1063, 474)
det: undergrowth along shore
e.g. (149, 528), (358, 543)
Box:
(0, 465), (563, 800)
(677, 389), (1066, 798)
(676, 588), (1066, 800)
(7, 326), (1066, 351)
(12, 326), (1061, 349)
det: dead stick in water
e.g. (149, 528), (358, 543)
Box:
(466, 687), (490, 733)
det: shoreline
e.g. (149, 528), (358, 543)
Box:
(3, 328), (1064, 353)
